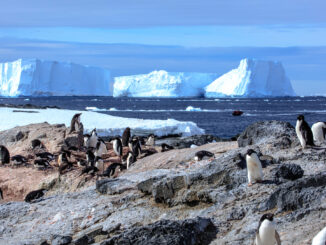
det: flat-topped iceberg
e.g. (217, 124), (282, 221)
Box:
(0, 108), (204, 137)
(0, 59), (113, 96)
(113, 70), (218, 97)
(205, 58), (296, 97)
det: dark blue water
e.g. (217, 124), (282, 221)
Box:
(1, 96), (326, 138)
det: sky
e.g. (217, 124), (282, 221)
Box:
(0, 0), (325, 95)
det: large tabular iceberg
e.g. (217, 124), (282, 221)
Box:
(205, 58), (296, 97)
(113, 70), (218, 97)
(0, 58), (113, 96)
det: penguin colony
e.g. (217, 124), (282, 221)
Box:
(1, 112), (326, 244)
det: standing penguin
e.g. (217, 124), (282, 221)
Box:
(126, 151), (136, 169)
(88, 129), (98, 148)
(255, 213), (281, 245)
(95, 139), (108, 157)
(311, 122), (326, 145)
(246, 149), (263, 186)
(145, 134), (155, 146)
(129, 137), (141, 158)
(296, 115), (315, 149)
(0, 145), (10, 164)
(112, 137), (123, 161)
(95, 156), (105, 174)
(312, 226), (326, 245)
(0, 188), (3, 200)
(69, 113), (82, 133)
(86, 149), (96, 166)
(122, 127), (131, 147)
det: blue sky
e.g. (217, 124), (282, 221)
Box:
(0, 0), (325, 95)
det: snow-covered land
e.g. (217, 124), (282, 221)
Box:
(205, 58), (296, 97)
(0, 59), (113, 96)
(0, 108), (204, 137)
(113, 70), (218, 97)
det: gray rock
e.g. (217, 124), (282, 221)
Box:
(275, 164), (304, 180)
(237, 120), (297, 147)
(51, 235), (72, 245)
(96, 179), (136, 195)
(100, 217), (218, 245)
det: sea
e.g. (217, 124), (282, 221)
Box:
(1, 96), (326, 138)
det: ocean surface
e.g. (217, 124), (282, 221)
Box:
(1, 96), (325, 138)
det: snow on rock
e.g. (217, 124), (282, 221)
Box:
(0, 58), (113, 96)
(205, 58), (296, 97)
(185, 106), (202, 112)
(113, 70), (218, 97)
(0, 108), (204, 137)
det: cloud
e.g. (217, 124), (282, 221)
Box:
(0, 0), (325, 27)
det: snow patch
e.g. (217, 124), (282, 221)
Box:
(185, 106), (202, 112)
(0, 107), (204, 137)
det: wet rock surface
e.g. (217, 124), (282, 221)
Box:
(0, 120), (326, 245)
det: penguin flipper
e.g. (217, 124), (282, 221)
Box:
(275, 230), (281, 245)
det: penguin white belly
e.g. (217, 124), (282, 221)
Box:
(255, 220), (277, 245)
(146, 137), (154, 146)
(312, 226), (326, 245)
(312, 122), (325, 145)
(89, 135), (98, 148)
(296, 121), (306, 148)
(96, 142), (108, 157)
(113, 140), (120, 155)
(247, 155), (263, 183)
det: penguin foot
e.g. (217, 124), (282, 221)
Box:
(248, 182), (253, 187)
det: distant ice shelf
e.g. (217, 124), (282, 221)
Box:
(0, 107), (204, 137)
(0, 58), (113, 96)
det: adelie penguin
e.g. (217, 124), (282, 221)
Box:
(36, 152), (54, 161)
(87, 129), (98, 148)
(161, 143), (174, 152)
(69, 113), (82, 133)
(125, 151), (136, 169)
(34, 159), (50, 168)
(86, 149), (96, 166)
(0, 145), (10, 164)
(255, 213), (281, 245)
(246, 149), (263, 186)
(311, 122), (326, 145)
(11, 155), (27, 164)
(25, 189), (47, 203)
(101, 163), (126, 178)
(121, 127), (131, 147)
(95, 139), (108, 157)
(312, 226), (326, 245)
(296, 115), (315, 149)
(112, 137), (123, 161)
(31, 139), (44, 150)
(145, 134), (155, 146)
(95, 156), (105, 173)
(194, 150), (214, 161)
(129, 137), (141, 158)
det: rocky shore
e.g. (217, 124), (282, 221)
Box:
(0, 120), (325, 244)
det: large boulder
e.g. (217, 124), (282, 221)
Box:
(237, 120), (297, 147)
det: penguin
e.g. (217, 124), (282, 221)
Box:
(311, 122), (326, 145)
(112, 137), (123, 161)
(83, 134), (91, 147)
(34, 159), (50, 168)
(57, 151), (70, 167)
(88, 129), (98, 148)
(77, 159), (87, 168)
(31, 139), (44, 149)
(86, 149), (96, 166)
(161, 143), (174, 152)
(255, 213), (281, 245)
(69, 113), (82, 133)
(0, 188), (3, 200)
(101, 163), (126, 178)
(122, 127), (131, 147)
(79, 165), (99, 176)
(95, 139), (108, 157)
(246, 149), (263, 186)
(95, 156), (105, 173)
(296, 115), (315, 149)
(312, 226), (326, 245)
(11, 155), (27, 164)
(141, 148), (157, 157)
(68, 146), (79, 151)
(194, 150), (214, 161)
(0, 145), (10, 164)
(129, 137), (141, 158)
(24, 189), (47, 203)
(125, 151), (136, 169)
(36, 152), (54, 161)
(145, 134), (155, 146)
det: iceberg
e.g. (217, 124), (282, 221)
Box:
(0, 108), (204, 137)
(113, 70), (218, 97)
(205, 58), (296, 97)
(0, 58), (113, 96)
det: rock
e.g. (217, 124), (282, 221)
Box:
(275, 164), (304, 180)
(100, 217), (218, 245)
(237, 120), (297, 147)
(96, 179), (136, 195)
(261, 173), (326, 212)
(227, 208), (246, 221)
(51, 235), (72, 245)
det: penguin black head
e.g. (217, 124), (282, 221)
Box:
(259, 213), (274, 223)
(297, 115), (304, 121)
(246, 149), (256, 156)
(91, 129), (97, 136)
